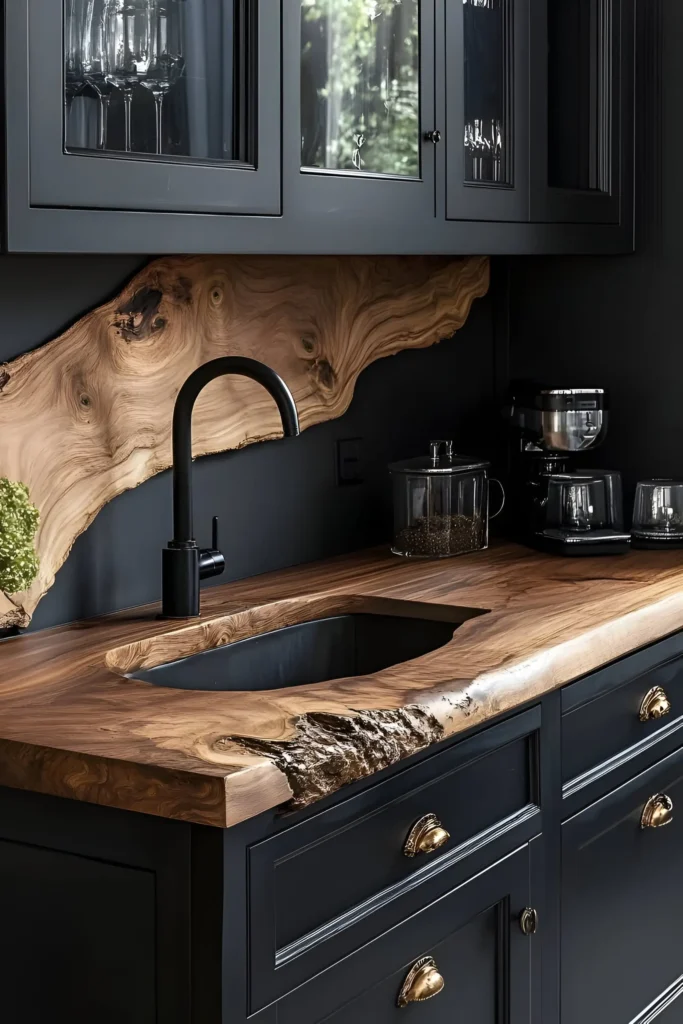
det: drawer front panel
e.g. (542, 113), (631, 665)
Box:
(249, 708), (541, 1010)
(562, 633), (683, 794)
(562, 743), (683, 1024)
(277, 844), (532, 1024)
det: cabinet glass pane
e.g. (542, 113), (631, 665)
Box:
(463, 0), (510, 185)
(64, 0), (252, 162)
(300, 0), (420, 177)
(548, 0), (612, 192)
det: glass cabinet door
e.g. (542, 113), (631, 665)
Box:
(444, 0), (529, 221)
(64, 0), (249, 163)
(300, 0), (421, 179)
(284, 0), (436, 235)
(529, 0), (632, 225)
(27, 0), (280, 214)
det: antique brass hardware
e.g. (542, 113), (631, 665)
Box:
(519, 907), (539, 936)
(403, 814), (451, 858)
(639, 686), (672, 722)
(397, 957), (445, 1007)
(641, 793), (674, 829)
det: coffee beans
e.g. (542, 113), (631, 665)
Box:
(393, 513), (484, 558)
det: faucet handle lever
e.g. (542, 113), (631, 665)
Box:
(199, 515), (226, 581)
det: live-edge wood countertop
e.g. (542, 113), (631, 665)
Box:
(2, 543), (683, 828)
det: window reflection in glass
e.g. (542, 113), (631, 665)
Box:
(301, 0), (420, 177)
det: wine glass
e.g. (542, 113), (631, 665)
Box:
(103, 0), (152, 153)
(65, 0), (87, 114)
(140, 1), (185, 155)
(83, 0), (116, 150)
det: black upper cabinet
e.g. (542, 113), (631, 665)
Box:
(3, 0), (637, 252)
(443, 0), (530, 222)
(7, 0), (281, 229)
(530, 0), (634, 225)
(285, 0), (437, 229)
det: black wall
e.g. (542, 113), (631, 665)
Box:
(0, 256), (499, 631)
(508, 0), (670, 510)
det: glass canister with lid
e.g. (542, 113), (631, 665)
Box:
(389, 441), (504, 558)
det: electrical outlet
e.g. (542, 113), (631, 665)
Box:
(336, 437), (364, 486)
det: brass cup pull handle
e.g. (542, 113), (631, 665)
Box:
(397, 957), (445, 1007)
(641, 793), (674, 829)
(403, 814), (451, 858)
(639, 686), (672, 722)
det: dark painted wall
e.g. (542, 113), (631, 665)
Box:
(508, 0), (670, 512)
(0, 256), (499, 631)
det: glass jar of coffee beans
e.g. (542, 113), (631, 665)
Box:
(389, 441), (503, 559)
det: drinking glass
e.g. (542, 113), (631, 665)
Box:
(103, 0), (153, 153)
(140, 1), (185, 155)
(65, 0), (87, 112)
(632, 480), (683, 545)
(82, 0), (116, 150)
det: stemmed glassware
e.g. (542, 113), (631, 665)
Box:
(103, 0), (152, 153)
(140, 1), (185, 155)
(82, 0), (116, 150)
(65, 0), (186, 156)
(464, 118), (503, 181)
(65, 0), (87, 114)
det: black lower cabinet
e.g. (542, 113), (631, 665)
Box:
(561, 743), (683, 1024)
(4, 633), (683, 1024)
(277, 845), (534, 1024)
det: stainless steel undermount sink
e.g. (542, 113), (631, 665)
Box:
(132, 612), (461, 692)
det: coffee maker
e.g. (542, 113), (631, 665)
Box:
(507, 383), (630, 555)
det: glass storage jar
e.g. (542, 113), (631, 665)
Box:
(389, 441), (503, 558)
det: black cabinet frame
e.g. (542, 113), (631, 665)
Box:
(440, 0), (530, 222)
(529, 0), (635, 225)
(26, 0), (280, 215)
(282, 0), (437, 233)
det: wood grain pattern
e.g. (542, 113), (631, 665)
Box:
(0, 254), (489, 628)
(2, 543), (683, 826)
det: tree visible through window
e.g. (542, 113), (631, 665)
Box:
(301, 0), (420, 177)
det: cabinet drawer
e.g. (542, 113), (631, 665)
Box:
(562, 631), (683, 798)
(277, 844), (533, 1024)
(248, 708), (541, 1010)
(562, 741), (683, 1024)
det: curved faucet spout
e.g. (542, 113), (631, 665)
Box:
(172, 357), (300, 545)
(163, 356), (300, 618)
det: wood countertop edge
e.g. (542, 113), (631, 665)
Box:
(428, 591), (683, 734)
(0, 738), (294, 828)
(3, 544), (683, 827)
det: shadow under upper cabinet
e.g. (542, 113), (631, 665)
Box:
(64, 0), (250, 162)
(133, 613), (458, 692)
(300, 0), (420, 177)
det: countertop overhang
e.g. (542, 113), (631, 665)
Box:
(2, 542), (683, 828)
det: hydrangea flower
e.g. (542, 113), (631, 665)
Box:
(0, 478), (40, 594)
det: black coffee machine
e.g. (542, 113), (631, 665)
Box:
(506, 383), (630, 555)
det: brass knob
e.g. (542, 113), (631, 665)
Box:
(641, 793), (674, 829)
(397, 957), (445, 1007)
(639, 686), (671, 722)
(519, 907), (539, 936)
(403, 814), (451, 858)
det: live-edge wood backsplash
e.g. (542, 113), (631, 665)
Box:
(0, 254), (489, 628)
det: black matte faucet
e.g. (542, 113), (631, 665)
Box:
(162, 357), (300, 618)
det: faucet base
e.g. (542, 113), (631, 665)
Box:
(162, 545), (200, 618)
